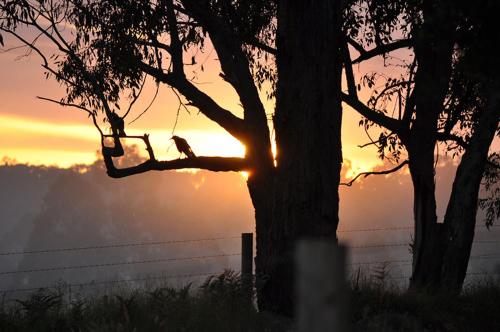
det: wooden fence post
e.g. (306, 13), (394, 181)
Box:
(241, 233), (253, 301)
(296, 240), (349, 332)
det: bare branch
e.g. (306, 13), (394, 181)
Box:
(181, 0), (270, 133)
(351, 39), (413, 64)
(0, 27), (49, 67)
(357, 132), (397, 149)
(101, 132), (248, 177)
(341, 160), (409, 187)
(127, 35), (171, 53)
(346, 37), (365, 55)
(37, 96), (104, 137)
(123, 75), (147, 119)
(341, 92), (402, 134)
(402, 58), (417, 125)
(103, 153), (249, 178)
(244, 36), (276, 55)
(103, 134), (156, 160)
(136, 61), (246, 142)
(170, 87), (189, 135)
(372, 80), (412, 108)
(166, 0), (184, 74)
(436, 132), (467, 148)
(127, 82), (160, 125)
(342, 39), (357, 98)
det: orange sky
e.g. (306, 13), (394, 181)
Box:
(0, 32), (388, 175)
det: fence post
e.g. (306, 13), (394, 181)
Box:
(241, 233), (253, 301)
(296, 240), (349, 332)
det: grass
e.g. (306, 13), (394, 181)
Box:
(1, 271), (500, 331)
(0, 271), (289, 332)
(351, 276), (500, 332)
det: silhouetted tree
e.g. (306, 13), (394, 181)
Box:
(437, 2), (500, 290)
(342, 0), (499, 291)
(0, 0), (344, 314)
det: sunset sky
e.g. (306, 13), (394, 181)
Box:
(1, 31), (395, 176)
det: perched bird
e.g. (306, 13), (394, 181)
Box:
(108, 112), (126, 137)
(171, 135), (196, 158)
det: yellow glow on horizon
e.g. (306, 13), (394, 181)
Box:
(1, 114), (382, 178)
(0, 113), (247, 167)
(0, 114), (99, 142)
(0, 148), (97, 168)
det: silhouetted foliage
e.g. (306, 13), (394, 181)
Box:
(1, 0), (498, 312)
(342, 0), (500, 291)
(1, 0), (340, 315)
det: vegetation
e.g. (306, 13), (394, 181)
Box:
(0, 0), (498, 315)
(352, 278), (500, 332)
(0, 0), (340, 314)
(343, 0), (500, 291)
(0, 271), (290, 332)
(2, 272), (500, 332)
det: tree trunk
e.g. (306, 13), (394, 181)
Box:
(247, 162), (275, 312)
(439, 1), (500, 293)
(408, 151), (444, 289)
(440, 87), (500, 291)
(408, 0), (455, 290)
(257, 0), (343, 315)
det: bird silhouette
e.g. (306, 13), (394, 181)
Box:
(109, 112), (126, 137)
(171, 135), (196, 158)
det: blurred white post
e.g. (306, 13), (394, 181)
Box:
(296, 240), (349, 332)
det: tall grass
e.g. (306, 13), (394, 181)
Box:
(0, 271), (289, 332)
(351, 274), (500, 332)
(1, 271), (500, 331)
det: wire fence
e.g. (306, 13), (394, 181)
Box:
(0, 236), (241, 256)
(0, 235), (243, 295)
(337, 224), (500, 233)
(0, 225), (499, 294)
(0, 223), (496, 257)
(0, 272), (224, 294)
(0, 253), (241, 276)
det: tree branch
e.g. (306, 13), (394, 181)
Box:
(346, 37), (365, 55)
(37, 96), (104, 137)
(342, 39), (357, 98)
(181, 0), (270, 137)
(436, 132), (467, 148)
(402, 58), (417, 125)
(136, 61), (246, 142)
(341, 92), (402, 133)
(103, 153), (249, 178)
(166, 0), (184, 74)
(126, 35), (171, 53)
(244, 36), (276, 55)
(351, 39), (413, 64)
(341, 160), (409, 187)
(371, 80), (412, 109)
(101, 127), (248, 177)
(357, 132), (397, 149)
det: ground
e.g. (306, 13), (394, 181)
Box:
(1, 271), (499, 332)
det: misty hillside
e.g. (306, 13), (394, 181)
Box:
(0, 164), (62, 244)
(0, 152), (498, 296)
(0, 150), (253, 293)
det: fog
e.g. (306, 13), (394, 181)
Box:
(0, 150), (498, 297)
